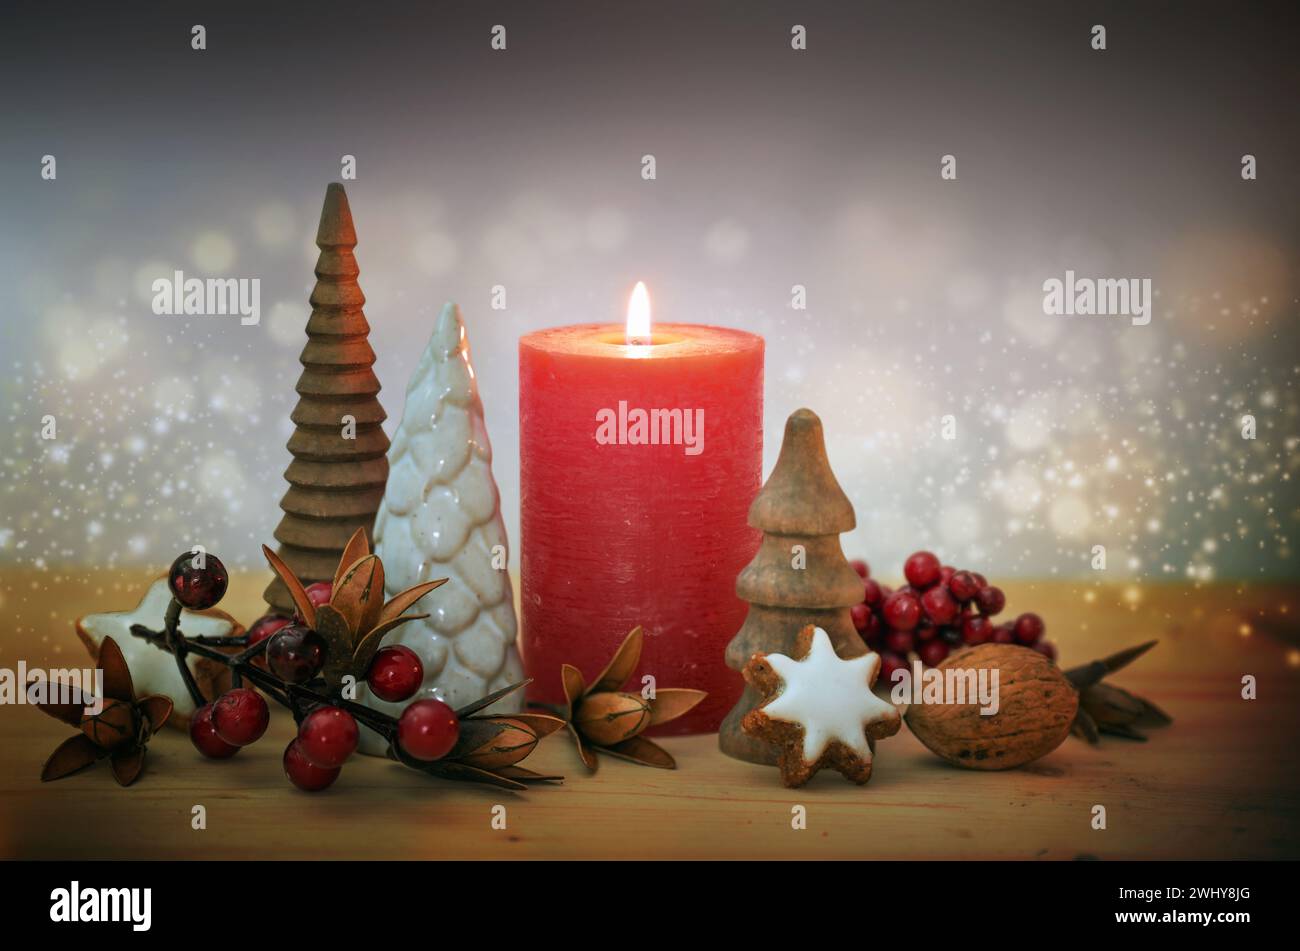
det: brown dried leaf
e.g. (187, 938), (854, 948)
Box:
(561, 664), (586, 713)
(1098, 723), (1148, 741)
(137, 695), (174, 734)
(110, 747), (146, 786)
(26, 679), (86, 726)
(601, 735), (676, 770)
(263, 544), (315, 628)
(332, 527), (372, 590)
(1071, 708), (1100, 744)
(1137, 697), (1173, 727)
(420, 760), (528, 791)
(495, 765), (564, 783)
(351, 614), (428, 677)
(647, 688), (707, 726)
(41, 734), (102, 782)
(454, 679), (531, 718)
(567, 723), (598, 772)
(591, 626), (643, 694)
(1064, 640), (1158, 689)
(500, 712), (567, 739)
(313, 604), (355, 684)
(1081, 683), (1146, 725)
(332, 554), (384, 639)
(377, 579), (447, 626)
(98, 636), (135, 703)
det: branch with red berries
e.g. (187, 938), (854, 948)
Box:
(120, 535), (563, 792)
(849, 550), (1170, 744)
(849, 551), (1057, 682)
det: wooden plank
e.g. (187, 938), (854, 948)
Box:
(1, 570), (1297, 859)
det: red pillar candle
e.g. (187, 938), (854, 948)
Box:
(519, 285), (763, 734)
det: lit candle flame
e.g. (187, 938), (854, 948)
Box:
(626, 281), (651, 345)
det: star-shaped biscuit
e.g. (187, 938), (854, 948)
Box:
(742, 625), (901, 787)
(76, 577), (241, 727)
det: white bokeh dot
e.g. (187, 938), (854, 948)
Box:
(267, 300), (305, 346)
(191, 231), (237, 273)
(1049, 494), (1092, 538)
(134, 260), (176, 303)
(254, 202), (297, 248)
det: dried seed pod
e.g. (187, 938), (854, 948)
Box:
(574, 692), (651, 746)
(1082, 681), (1145, 722)
(1080, 682), (1172, 738)
(905, 643), (1078, 770)
(1064, 641), (1171, 743)
(1071, 706), (1100, 743)
(455, 718), (542, 770)
(81, 699), (138, 751)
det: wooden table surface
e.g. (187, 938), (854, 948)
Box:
(2, 569), (1298, 860)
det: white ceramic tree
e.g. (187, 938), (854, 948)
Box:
(357, 302), (524, 754)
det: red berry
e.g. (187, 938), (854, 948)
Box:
(882, 591), (922, 631)
(918, 640), (949, 667)
(283, 739), (341, 792)
(903, 551), (942, 589)
(849, 559), (870, 579)
(862, 578), (884, 607)
(246, 614), (292, 670)
(189, 702), (239, 759)
(860, 613), (882, 647)
(1013, 612), (1045, 645)
(212, 688), (270, 747)
(975, 585), (1006, 616)
(971, 572), (988, 588)
(304, 582), (332, 607)
(884, 629), (914, 655)
(367, 645), (424, 703)
(915, 622), (939, 643)
(939, 565), (956, 585)
(962, 615), (993, 645)
(1032, 640), (1058, 662)
(297, 706), (359, 768)
(878, 651), (908, 684)
(295, 581), (333, 622)
(397, 699), (460, 761)
(991, 625), (1015, 644)
(167, 551), (228, 610)
(920, 586), (959, 625)
(948, 570), (980, 602)
(266, 625), (326, 684)
(850, 602), (871, 632)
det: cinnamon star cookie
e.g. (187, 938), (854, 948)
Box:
(742, 624), (901, 787)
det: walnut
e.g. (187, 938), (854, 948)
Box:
(904, 644), (1077, 770)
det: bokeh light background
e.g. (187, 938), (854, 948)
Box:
(1, 1), (1297, 583)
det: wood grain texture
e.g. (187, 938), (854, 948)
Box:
(1, 569), (1297, 859)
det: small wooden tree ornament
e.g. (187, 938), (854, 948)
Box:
(264, 183), (390, 615)
(719, 408), (867, 765)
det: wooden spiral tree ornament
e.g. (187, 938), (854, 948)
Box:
(264, 183), (390, 615)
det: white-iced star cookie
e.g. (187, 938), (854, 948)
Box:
(76, 577), (242, 727)
(742, 625), (901, 787)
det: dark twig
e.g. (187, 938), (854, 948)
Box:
(129, 595), (556, 788)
